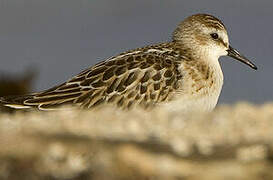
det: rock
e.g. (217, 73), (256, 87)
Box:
(0, 103), (273, 179)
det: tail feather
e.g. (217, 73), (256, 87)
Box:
(0, 80), (84, 111)
(0, 94), (36, 109)
(0, 92), (80, 110)
(0, 71), (96, 111)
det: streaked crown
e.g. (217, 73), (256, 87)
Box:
(172, 14), (229, 59)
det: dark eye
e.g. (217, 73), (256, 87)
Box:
(210, 33), (219, 40)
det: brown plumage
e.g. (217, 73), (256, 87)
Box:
(0, 43), (185, 110)
(0, 14), (257, 111)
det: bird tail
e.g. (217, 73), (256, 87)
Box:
(0, 94), (36, 109)
(0, 78), (86, 111)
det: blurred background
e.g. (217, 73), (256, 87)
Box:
(0, 0), (272, 104)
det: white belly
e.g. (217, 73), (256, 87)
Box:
(163, 87), (222, 113)
(182, 88), (222, 112)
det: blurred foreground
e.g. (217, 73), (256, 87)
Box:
(0, 103), (273, 180)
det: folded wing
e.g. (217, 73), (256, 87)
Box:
(0, 44), (183, 110)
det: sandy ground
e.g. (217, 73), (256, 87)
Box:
(0, 102), (273, 180)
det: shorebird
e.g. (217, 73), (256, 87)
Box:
(0, 14), (257, 111)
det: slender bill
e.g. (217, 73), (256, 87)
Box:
(227, 45), (257, 70)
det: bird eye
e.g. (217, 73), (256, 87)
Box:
(210, 33), (219, 40)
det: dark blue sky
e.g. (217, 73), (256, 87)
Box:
(0, 0), (272, 104)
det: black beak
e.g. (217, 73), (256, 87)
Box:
(227, 45), (257, 70)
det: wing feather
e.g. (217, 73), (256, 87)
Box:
(0, 43), (184, 110)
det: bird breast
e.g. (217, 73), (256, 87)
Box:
(164, 59), (223, 112)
